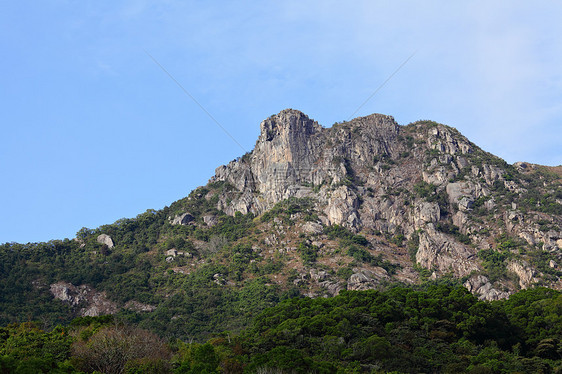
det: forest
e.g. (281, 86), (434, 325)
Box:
(2, 285), (562, 373)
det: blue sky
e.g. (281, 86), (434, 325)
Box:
(1, 1), (561, 243)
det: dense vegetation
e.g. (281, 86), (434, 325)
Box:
(234, 285), (562, 373)
(2, 285), (562, 373)
(0, 183), (283, 341)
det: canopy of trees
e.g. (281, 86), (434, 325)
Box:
(2, 286), (562, 373)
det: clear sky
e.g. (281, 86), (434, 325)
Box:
(1, 1), (561, 244)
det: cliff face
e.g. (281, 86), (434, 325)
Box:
(213, 109), (400, 226)
(214, 109), (325, 214)
(207, 109), (562, 300)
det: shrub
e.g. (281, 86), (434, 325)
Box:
(298, 242), (318, 265)
(72, 325), (171, 374)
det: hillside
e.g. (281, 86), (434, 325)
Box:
(1, 109), (561, 342)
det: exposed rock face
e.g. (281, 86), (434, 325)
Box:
(124, 300), (157, 313)
(50, 281), (155, 316)
(464, 275), (510, 301)
(203, 214), (218, 227)
(170, 213), (195, 225)
(302, 221), (324, 234)
(326, 186), (361, 227)
(347, 267), (389, 291)
(416, 224), (479, 276)
(50, 281), (118, 317)
(96, 234), (114, 248)
(507, 261), (538, 289)
(413, 202), (440, 228)
(212, 109), (399, 230)
(202, 109), (562, 299)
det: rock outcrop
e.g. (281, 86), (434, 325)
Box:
(170, 212), (195, 225)
(50, 281), (118, 317)
(347, 267), (389, 291)
(507, 261), (538, 289)
(464, 275), (510, 301)
(50, 281), (156, 317)
(416, 224), (479, 277)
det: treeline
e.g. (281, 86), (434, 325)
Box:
(2, 285), (562, 373)
(238, 285), (562, 373)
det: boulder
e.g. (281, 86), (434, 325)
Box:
(96, 234), (114, 248)
(309, 268), (328, 281)
(458, 196), (474, 211)
(166, 249), (178, 257)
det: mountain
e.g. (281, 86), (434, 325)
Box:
(1, 109), (561, 340)
(209, 109), (562, 298)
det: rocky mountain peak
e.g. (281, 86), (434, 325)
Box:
(212, 110), (404, 217)
(258, 109), (320, 143)
(205, 110), (562, 300)
(345, 112), (398, 132)
(255, 109), (322, 166)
